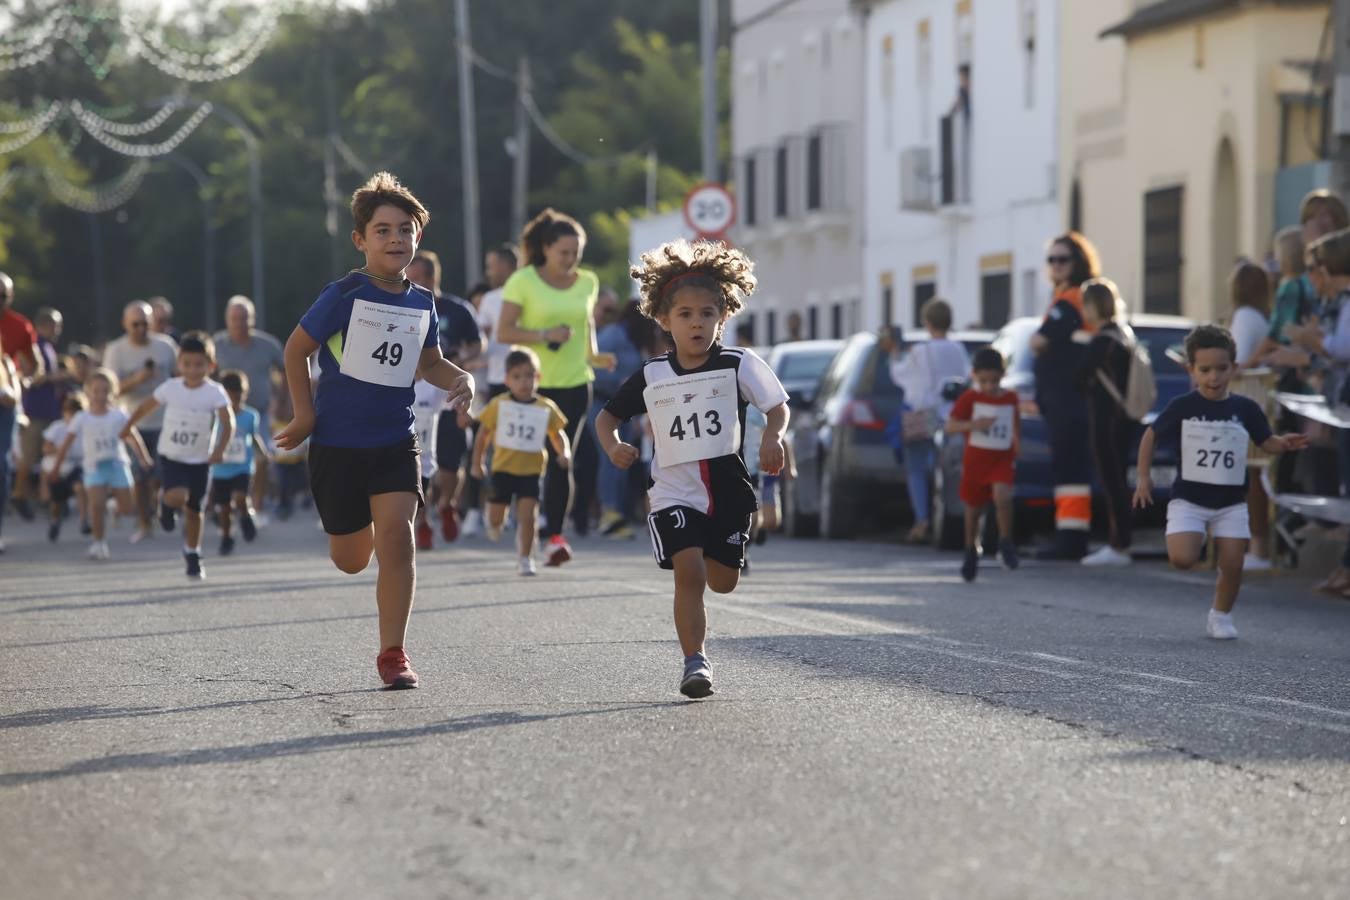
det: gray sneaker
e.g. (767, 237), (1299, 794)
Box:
(679, 653), (714, 699)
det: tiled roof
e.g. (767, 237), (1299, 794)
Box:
(1101, 0), (1319, 40)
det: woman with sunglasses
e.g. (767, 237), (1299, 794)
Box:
(1030, 231), (1102, 560)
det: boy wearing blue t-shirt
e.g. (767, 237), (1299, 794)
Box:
(276, 172), (474, 689)
(1133, 325), (1308, 640)
(212, 370), (270, 556)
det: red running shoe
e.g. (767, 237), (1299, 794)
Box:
(415, 522), (434, 551)
(440, 506), (460, 543)
(544, 534), (572, 567)
(376, 647), (419, 689)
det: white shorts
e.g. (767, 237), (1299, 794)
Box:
(1165, 498), (1250, 540)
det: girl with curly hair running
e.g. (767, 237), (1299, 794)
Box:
(595, 239), (790, 698)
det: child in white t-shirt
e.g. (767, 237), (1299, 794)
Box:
(41, 393), (87, 543)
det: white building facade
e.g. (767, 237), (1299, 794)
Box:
(859, 0), (1061, 333)
(730, 0), (866, 345)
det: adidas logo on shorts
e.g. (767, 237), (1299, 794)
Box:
(727, 532), (745, 546)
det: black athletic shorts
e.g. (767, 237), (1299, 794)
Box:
(50, 467), (82, 505)
(646, 505), (753, 571)
(211, 473), (251, 507)
(160, 458), (211, 512)
(309, 434), (423, 536)
(436, 412), (468, 471)
(490, 471), (541, 504)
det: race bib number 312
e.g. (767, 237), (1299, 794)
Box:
(340, 299), (429, 388)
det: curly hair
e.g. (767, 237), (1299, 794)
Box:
(629, 239), (757, 320)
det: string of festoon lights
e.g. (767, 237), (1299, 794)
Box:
(0, 5), (280, 83)
(70, 99), (213, 157)
(43, 159), (151, 213)
(0, 102), (65, 155)
(0, 98), (211, 159)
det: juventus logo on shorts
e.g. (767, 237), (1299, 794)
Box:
(669, 509), (687, 529)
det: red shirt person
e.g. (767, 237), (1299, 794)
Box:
(0, 272), (40, 378)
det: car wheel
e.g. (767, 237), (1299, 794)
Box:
(781, 472), (818, 538)
(931, 452), (964, 551)
(819, 460), (857, 540)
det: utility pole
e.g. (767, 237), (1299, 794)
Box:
(1336, 0), (1350, 196)
(646, 147), (658, 212)
(455, 0), (483, 286)
(700, 0), (719, 182)
(323, 37), (343, 276)
(511, 56), (532, 241)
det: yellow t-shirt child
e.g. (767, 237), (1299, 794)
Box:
(477, 393), (568, 477)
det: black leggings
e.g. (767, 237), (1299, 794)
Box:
(1089, 404), (1132, 550)
(539, 384), (593, 539)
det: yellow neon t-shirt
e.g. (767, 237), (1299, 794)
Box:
(500, 266), (598, 389)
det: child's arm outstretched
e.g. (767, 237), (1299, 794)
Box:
(470, 425), (492, 481)
(760, 402), (789, 477)
(417, 347), (474, 413)
(275, 327), (319, 451)
(209, 406), (235, 466)
(1132, 427), (1157, 509)
(1261, 432), (1311, 454)
(595, 409), (639, 470)
(121, 396), (160, 436)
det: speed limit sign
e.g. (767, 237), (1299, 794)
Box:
(683, 182), (736, 238)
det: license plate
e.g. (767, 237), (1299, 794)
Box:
(1128, 465), (1175, 488)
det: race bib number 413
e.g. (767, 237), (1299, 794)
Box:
(1181, 418), (1248, 486)
(644, 369), (740, 466)
(340, 299), (429, 388)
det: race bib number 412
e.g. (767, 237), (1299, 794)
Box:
(339, 299), (429, 388)
(1181, 418), (1248, 486)
(644, 369), (740, 466)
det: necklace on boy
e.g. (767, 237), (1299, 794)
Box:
(353, 267), (406, 287)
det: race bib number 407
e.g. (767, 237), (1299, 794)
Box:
(1181, 418), (1248, 486)
(644, 369), (740, 466)
(158, 408), (216, 462)
(340, 299), (429, 388)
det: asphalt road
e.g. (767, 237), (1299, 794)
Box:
(2, 510), (1349, 899)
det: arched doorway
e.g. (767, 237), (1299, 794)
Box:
(1211, 139), (1239, 320)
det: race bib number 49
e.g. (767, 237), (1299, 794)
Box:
(644, 370), (740, 466)
(340, 299), (429, 388)
(1181, 419), (1247, 486)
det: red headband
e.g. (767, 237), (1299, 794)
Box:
(663, 270), (714, 298)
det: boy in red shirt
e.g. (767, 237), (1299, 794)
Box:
(946, 347), (1021, 582)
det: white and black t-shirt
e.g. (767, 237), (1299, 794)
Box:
(604, 345), (788, 519)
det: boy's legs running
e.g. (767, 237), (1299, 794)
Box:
(961, 503), (982, 581)
(516, 496), (538, 559)
(1210, 537), (1247, 614)
(485, 500), (508, 541)
(1164, 532), (1205, 571)
(671, 548), (709, 658)
(370, 491), (419, 652)
(993, 482), (1018, 569)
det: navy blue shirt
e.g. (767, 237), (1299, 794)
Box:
(299, 272), (439, 448)
(1151, 390), (1273, 509)
(436, 294), (481, 360)
(1034, 299), (1089, 415)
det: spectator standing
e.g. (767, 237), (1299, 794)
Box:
(1030, 231), (1102, 560)
(591, 299), (653, 538)
(786, 311), (803, 342)
(103, 300), (178, 542)
(0, 332), (20, 553)
(214, 295), (286, 517)
(13, 308), (66, 518)
(495, 209), (616, 565)
(1257, 227), (1312, 356)
(1078, 279), (1135, 567)
(883, 298), (970, 543)
(1229, 263), (1271, 367)
(149, 296), (181, 344)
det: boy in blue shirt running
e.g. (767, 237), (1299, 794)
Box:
(211, 369), (270, 556)
(275, 172), (474, 689)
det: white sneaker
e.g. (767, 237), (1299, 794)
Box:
(1243, 553), (1272, 572)
(1081, 545), (1132, 567)
(485, 521), (502, 542)
(1206, 609), (1238, 640)
(253, 512), (271, 529)
(517, 556), (537, 577)
(461, 509), (483, 537)
(129, 526), (150, 545)
(87, 541), (101, 559)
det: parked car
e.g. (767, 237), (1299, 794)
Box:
(927, 314), (1195, 549)
(765, 339), (845, 409)
(782, 329), (992, 539)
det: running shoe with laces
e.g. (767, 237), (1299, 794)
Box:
(159, 500), (177, 533)
(544, 534), (572, 567)
(517, 556), (537, 576)
(961, 547), (979, 582)
(440, 506), (460, 542)
(1081, 545), (1132, 567)
(680, 652), (714, 699)
(240, 510), (258, 542)
(185, 551), (204, 581)
(1206, 609), (1238, 640)
(415, 522), (434, 551)
(377, 646), (419, 689)
(461, 508), (483, 537)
